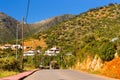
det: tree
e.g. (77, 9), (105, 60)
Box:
(36, 46), (41, 50)
(99, 42), (116, 61)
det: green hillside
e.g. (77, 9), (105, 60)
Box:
(37, 3), (120, 62)
(0, 12), (19, 43)
(31, 14), (75, 33)
(0, 13), (74, 43)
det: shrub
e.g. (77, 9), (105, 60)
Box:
(99, 42), (116, 61)
(0, 58), (21, 71)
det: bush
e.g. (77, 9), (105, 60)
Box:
(117, 49), (120, 57)
(99, 42), (116, 61)
(0, 58), (21, 71)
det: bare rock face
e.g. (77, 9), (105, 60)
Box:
(91, 57), (103, 71)
(114, 52), (119, 58)
(78, 55), (103, 71)
(87, 55), (103, 71)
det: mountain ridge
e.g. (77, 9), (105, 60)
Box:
(30, 14), (75, 33)
(0, 13), (75, 43)
(0, 12), (19, 42)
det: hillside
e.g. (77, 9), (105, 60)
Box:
(1, 3), (120, 79)
(41, 3), (120, 52)
(31, 4), (120, 78)
(0, 12), (19, 42)
(30, 14), (75, 33)
(35, 3), (120, 70)
(0, 13), (75, 43)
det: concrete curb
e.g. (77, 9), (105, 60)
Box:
(0, 69), (38, 80)
(19, 70), (38, 80)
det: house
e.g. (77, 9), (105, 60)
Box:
(23, 50), (41, 56)
(11, 44), (22, 50)
(0, 44), (12, 50)
(23, 53), (35, 56)
(45, 47), (60, 56)
(23, 50), (36, 56)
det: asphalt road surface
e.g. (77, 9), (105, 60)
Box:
(23, 70), (117, 80)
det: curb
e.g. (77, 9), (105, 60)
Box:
(19, 70), (38, 80)
(0, 69), (38, 80)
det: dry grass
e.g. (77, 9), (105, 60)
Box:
(24, 38), (47, 50)
(0, 65), (35, 78)
(24, 64), (36, 71)
(0, 70), (18, 78)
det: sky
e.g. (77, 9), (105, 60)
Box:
(0, 0), (120, 23)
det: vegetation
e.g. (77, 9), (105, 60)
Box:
(0, 48), (21, 70)
(0, 12), (74, 43)
(0, 12), (19, 42)
(37, 3), (120, 63)
(35, 53), (76, 69)
(0, 71), (18, 78)
(99, 42), (116, 61)
(1, 3), (120, 78)
(0, 48), (22, 77)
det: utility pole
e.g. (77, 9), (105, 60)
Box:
(21, 17), (24, 70)
(75, 25), (80, 62)
(75, 26), (78, 57)
(16, 24), (19, 60)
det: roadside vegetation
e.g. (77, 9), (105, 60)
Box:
(38, 3), (120, 62)
(32, 3), (120, 79)
(0, 48), (21, 78)
(1, 3), (120, 79)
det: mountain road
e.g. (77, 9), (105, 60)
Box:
(23, 70), (118, 80)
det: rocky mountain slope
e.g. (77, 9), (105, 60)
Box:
(0, 13), (74, 43)
(0, 12), (19, 42)
(30, 14), (75, 34)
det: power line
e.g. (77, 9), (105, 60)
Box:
(20, 0), (30, 70)
(25, 0), (30, 22)
(24, 0), (32, 37)
(24, 0), (39, 49)
(24, 0), (38, 50)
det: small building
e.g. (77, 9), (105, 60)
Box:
(0, 44), (12, 50)
(45, 47), (60, 56)
(23, 50), (36, 56)
(11, 44), (22, 49)
(23, 50), (41, 56)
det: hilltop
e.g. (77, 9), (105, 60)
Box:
(0, 13), (74, 43)
(30, 14), (75, 33)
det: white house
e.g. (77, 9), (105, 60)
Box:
(23, 50), (36, 56)
(11, 44), (22, 49)
(45, 47), (60, 56)
(23, 50), (41, 56)
(0, 44), (12, 50)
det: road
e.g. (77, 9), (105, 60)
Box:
(23, 70), (117, 80)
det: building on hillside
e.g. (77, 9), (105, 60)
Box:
(23, 50), (36, 56)
(45, 47), (60, 56)
(0, 44), (12, 50)
(11, 44), (22, 50)
(23, 50), (41, 56)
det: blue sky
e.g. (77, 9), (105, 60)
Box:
(0, 0), (120, 23)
